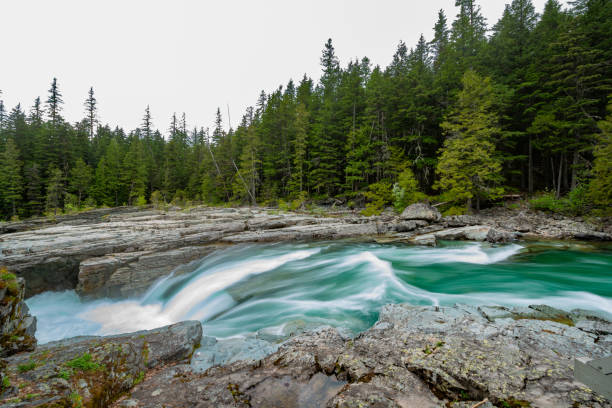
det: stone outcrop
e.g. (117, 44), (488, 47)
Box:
(1, 205), (610, 299)
(400, 202), (442, 222)
(0, 320), (201, 407)
(0, 269), (36, 358)
(113, 304), (611, 408)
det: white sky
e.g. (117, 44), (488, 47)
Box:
(0, 0), (567, 135)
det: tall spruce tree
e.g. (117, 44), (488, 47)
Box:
(436, 70), (504, 211)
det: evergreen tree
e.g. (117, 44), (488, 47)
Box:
(70, 158), (92, 207)
(23, 162), (43, 216)
(436, 70), (504, 211)
(0, 138), (23, 218)
(84, 87), (97, 140)
(46, 167), (65, 216)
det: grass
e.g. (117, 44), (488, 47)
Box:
(17, 361), (36, 372)
(66, 353), (101, 372)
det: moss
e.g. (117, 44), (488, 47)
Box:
(513, 315), (575, 327)
(17, 361), (36, 372)
(70, 391), (83, 408)
(2, 375), (10, 389)
(0, 268), (20, 296)
(133, 371), (145, 385)
(499, 399), (531, 408)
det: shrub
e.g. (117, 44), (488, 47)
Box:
(277, 199), (289, 211)
(150, 191), (163, 209)
(443, 206), (467, 216)
(393, 168), (427, 213)
(135, 195), (147, 207)
(361, 182), (393, 216)
(529, 187), (589, 216)
(289, 191), (308, 211)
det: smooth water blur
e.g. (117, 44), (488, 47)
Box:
(27, 241), (612, 344)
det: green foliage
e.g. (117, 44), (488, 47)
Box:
(0, 267), (20, 296)
(66, 353), (101, 372)
(2, 376), (10, 389)
(18, 361), (36, 372)
(443, 206), (467, 216)
(135, 195), (147, 207)
(0, 2), (609, 220)
(361, 182), (392, 216)
(529, 187), (589, 216)
(57, 369), (71, 380)
(436, 70), (504, 211)
(392, 168), (427, 212)
(588, 105), (612, 212)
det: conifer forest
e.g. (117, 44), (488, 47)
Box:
(0, 0), (610, 220)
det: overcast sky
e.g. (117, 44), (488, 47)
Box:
(0, 0), (567, 135)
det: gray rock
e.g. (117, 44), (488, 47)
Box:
(435, 225), (491, 241)
(122, 305), (611, 408)
(0, 275), (37, 357)
(0, 320), (202, 407)
(400, 203), (441, 222)
(486, 227), (517, 243)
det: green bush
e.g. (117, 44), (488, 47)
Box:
(135, 195), (147, 207)
(361, 182), (393, 216)
(442, 206), (467, 216)
(289, 191), (308, 211)
(392, 168), (427, 213)
(529, 187), (589, 216)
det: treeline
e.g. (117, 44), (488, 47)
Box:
(0, 0), (611, 220)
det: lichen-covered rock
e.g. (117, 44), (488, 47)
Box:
(115, 305), (611, 408)
(0, 269), (36, 358)
(0, 320), (201, 407)
(400, 203), (442, 222)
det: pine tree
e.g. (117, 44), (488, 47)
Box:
(0, 138), (23, 218)
(46, 78), (63, 125)
(70, 158), (92, 207)
(436, 70), (504, 211)
(84, 87), (97, 140)
(23, 162), (43, 216)
(588, 102), (612, 211)
(46, 167), (65, 216)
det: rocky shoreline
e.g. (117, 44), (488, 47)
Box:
(1, 204), (610, 299)
(0, 303), (609, 407)
(0, 205), (610, 407)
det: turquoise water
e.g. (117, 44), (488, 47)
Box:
(27, 241), (612, 344)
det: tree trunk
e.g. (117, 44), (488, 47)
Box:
(571, 150), (578, 190)
(551, 157), (556, 193)
(556, 154), (563, 199)
(466, 198), (472, 214)
(528, 136), (533, 194)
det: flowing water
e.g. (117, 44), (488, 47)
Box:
(27, 241), (612, 344)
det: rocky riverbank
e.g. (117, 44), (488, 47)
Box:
(0, 303), (609, 407)
(1, 204), (610, 299)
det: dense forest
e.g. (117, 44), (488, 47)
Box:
(0, 0), (611, 221)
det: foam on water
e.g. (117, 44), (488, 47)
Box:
(26, 241), (612, 344)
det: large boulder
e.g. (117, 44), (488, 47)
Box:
(400, 203), (442, 222)
(0, 320), (202, 407)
